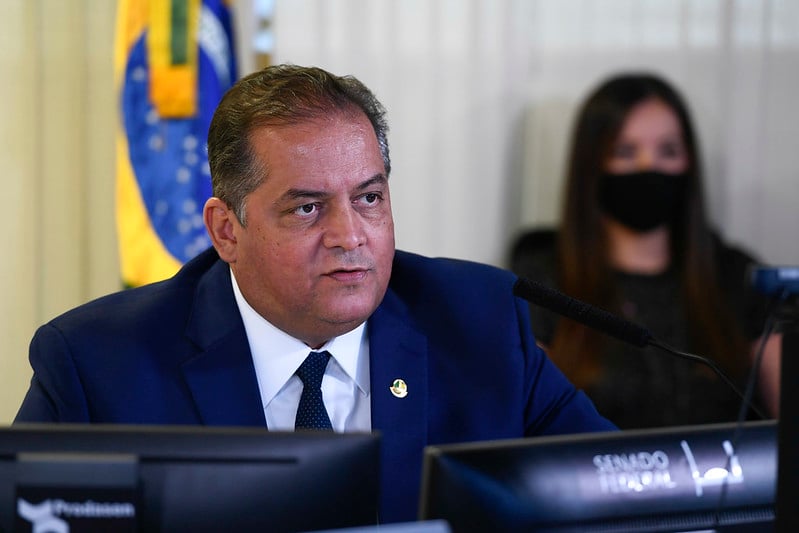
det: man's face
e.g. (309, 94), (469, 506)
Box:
(221, 111), (394, 348)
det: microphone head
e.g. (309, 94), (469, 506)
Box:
(513, 277), (653, 348)
(749, 265), (799, 297)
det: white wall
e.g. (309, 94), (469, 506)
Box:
(1, 0), (797, 424)
(0, 1), (118, 424)
(270, 0), (799, 266)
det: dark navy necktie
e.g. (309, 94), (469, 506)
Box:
(295, 351), (333, 431)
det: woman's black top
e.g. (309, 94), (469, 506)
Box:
(509, 228), (770, 429)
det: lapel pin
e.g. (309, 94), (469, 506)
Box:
(390, 378), (408, 398)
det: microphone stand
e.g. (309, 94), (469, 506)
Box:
(647, 338), (767, 421)
(512, 277), (769, 420)
(776, 301), (799, 532)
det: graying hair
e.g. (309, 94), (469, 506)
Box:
(207, 64), (390, 225)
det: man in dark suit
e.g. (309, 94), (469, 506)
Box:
(16, 64), (615, 523)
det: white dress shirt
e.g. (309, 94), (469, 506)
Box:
(230, 270), (372, 432)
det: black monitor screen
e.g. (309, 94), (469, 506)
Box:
(0, 424), (380, 532)
(420, 420), (776, 532)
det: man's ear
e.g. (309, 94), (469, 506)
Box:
(204, 197), (239, 263)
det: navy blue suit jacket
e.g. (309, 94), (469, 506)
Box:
(16, 248), (615, 522)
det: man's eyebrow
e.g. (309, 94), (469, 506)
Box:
(281, 188), (327, 202)
(356, 174), (388, 191)
(280, 174), (387, 202)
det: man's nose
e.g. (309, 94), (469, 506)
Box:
(323, 205), (366, 250)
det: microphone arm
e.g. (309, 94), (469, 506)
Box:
(647, 338), (765, 419)
(512, 277), (766, 420)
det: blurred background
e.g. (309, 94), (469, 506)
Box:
(1, 0), (797, 423)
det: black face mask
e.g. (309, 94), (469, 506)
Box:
(597, 170), (688, 233)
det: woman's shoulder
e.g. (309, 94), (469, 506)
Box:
(711, 232), (761, 288)
(510, 227), (558, 255)
(508, 227), (559, 282)
(710, 231), (772, 337)
(713, 232), (760, 263)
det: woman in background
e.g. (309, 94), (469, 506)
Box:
(510, 73), (780, 429)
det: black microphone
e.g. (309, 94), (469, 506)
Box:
(512, 277), (766, 420)
(513, 277), (653, 347)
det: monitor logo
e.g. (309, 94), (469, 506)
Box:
(592, 438), (747, 497)
(16, 497), (136, 533)
(681, 439), (744, 497)
(593, 448), (677, 494)
(17, 499), (68, 533)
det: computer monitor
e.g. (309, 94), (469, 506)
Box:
(420, 420), (776, 532)
(777, 317), (799, 530)
(0, 424), (380, 532)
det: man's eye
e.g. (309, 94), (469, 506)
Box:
(359, 193), (381, 206)
(295, 203), (318, 216)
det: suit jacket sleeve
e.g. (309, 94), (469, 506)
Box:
(513, 287), (617, 436)
(16, 323), (91, 423)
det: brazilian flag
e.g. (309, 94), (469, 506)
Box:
(115, 0), (237, 287)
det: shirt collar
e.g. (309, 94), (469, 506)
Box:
(229, 269), (369, 407)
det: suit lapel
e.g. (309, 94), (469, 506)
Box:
(176, 253), (430, 518)
(181, 259), (266, 427)
(368, 288), (428, 520)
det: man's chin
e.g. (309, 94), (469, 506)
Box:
(314, 285), (387, 328)
(318, 303), (376, 330)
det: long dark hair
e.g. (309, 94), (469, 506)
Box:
(551, 73), (748, 387)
